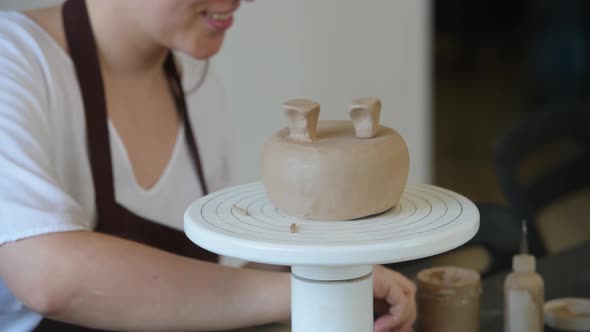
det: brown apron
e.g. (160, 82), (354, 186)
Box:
(35, 0), (216, 330)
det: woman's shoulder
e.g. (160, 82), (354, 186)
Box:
(0, 9), (78, 135)
(0, 8), (68, 67)
(21, 6), (67, 49)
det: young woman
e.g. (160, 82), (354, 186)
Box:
(0, 1), (416, 331)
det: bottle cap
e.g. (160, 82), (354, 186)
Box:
(513, 254), (536, 272)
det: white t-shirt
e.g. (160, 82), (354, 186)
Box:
(0, 12), (232, 331)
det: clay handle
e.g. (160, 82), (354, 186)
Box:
(348, 96), (381, 138)
(283, 99), (320, 142)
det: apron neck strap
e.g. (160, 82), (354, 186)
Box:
(63, 0), (114, 210)
(62, 0), (209, 211)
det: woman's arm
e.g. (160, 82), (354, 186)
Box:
(0, 230), (290, 331)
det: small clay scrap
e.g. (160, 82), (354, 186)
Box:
(289, 223), (297, 233)
(232, 204), (249, 216)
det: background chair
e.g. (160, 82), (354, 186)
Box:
(495, 103), (590, 257)
(453, 104), (589, 276)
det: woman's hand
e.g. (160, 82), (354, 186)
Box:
(373, 265), (417, 332)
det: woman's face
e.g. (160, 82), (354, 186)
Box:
(131, 0), (243, 59)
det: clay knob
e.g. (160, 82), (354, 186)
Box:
(283, 99), (320, 142)
(348, 96), (382, 138)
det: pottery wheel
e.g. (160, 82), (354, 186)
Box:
(184, 182), (479, 266)
(184, 182), (479, 332)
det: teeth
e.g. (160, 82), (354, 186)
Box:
(209, 12), (232, 20)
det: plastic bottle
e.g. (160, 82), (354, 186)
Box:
(504, 221), (545, 332)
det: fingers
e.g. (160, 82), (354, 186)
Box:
(387, 268), (417, 327)
(373, 268), (405, 309)
(374, 314), (398, 332)
(388, 269), (417, 327)
(390, 269), (417, 296)
(373, 266), (417, 332)
(374, 314), (414, 332)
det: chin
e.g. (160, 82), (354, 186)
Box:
(190, 48), (220, 59)
(177, 38), (224, 60)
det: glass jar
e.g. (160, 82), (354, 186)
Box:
(416, 266), (482, 332)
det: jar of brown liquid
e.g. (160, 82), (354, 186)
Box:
(416, 266), (482, 332)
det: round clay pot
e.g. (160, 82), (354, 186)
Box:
(262, 98), (409, 221)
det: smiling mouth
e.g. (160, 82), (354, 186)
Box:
(206, 11), (233, 20)
(201, 9), (236, 30)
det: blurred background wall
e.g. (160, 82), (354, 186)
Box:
(1, 0), (61, 9)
